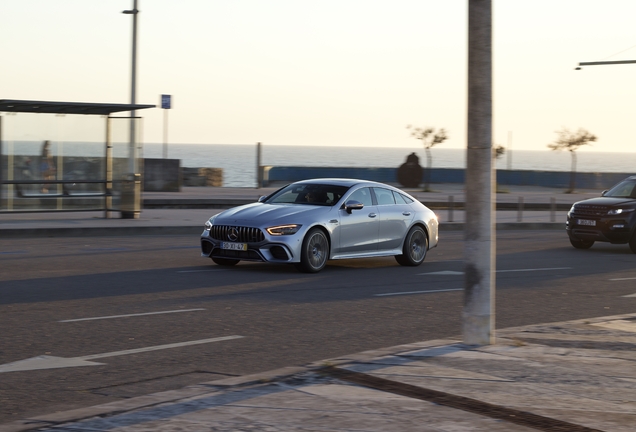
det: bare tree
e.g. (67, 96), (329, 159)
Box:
(547, 128), (597, 193)
(493, 145), (506, 193)
(493, 145), (505, 160)
(407, 125), (448, 191)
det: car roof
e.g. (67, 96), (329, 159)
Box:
(294, 178), (390, 188)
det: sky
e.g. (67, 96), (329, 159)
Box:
(3, 0), (636, 152)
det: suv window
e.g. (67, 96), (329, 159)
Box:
(605, 180), (636, 198)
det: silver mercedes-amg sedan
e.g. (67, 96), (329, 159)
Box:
(201, 178), (439, 273)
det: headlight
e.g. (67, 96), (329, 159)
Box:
(607, 208), (635, 215)
(204, 215), (218, 231)
(266, 224), (302, 236)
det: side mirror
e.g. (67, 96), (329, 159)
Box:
(601, 190), (608, 197)
(344, 200), (364, 214)
(258, 196), (267, 202)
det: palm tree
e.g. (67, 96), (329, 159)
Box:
(547, 128), (597, 193)
(406, 125), (448, 192)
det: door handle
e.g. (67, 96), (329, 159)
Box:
(402, 212), (411, 216)
(368, 213), (377, 218)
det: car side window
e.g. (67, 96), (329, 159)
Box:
(393, 191), (407, 204)
(373, 187), (395, 205)
(347, 187), (373, 207)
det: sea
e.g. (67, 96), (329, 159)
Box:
(145, 144), (636, 187)
(5, 141), (636, 188)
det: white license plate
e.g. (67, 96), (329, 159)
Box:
(577, 219), (596, 226)
(222, 242), (247, 251)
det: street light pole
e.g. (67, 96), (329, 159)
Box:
(121, 0), (140, 219)
(123, 0), (139, 174)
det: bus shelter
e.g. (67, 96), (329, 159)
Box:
(0, 99), (154, 218)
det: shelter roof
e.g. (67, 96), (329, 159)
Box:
(0, 99), (155, 115)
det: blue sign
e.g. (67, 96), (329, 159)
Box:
(161, 94), (172, 109)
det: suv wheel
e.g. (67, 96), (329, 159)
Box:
(569, 237), (594, 249)
(629, 234), (636, 254)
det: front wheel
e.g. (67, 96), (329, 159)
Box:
(569, 237), (594, 249)
(211, 257), (240, 266)
(296, 228), (329, 273)
(395, 226), (428, 266)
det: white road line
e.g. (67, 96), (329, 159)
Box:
(622, 293), (636, 298)
(496, 267), (571, 273)
(417, 267), (571, 276)
(610, 277), (636, 281)
(375, 288), (463, 297)
(418, 271), (464, 276)
(59, 309), (206, 323)
(81, 336), (243, 360)
(0, 336), (244, 373)
(178, 269), (227, 273)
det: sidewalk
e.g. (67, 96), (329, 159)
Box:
(0, 184), (590, 237)
(3, 313), (636, 432)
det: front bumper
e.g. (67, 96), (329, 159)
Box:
(566, 216), (634, 244)
(200, 229), (303, 263)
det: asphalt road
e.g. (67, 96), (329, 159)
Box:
(1, 231), (636, 423)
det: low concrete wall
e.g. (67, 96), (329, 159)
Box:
(264, 166), (635, 190)
(142, 162), (224, 191)
(182, 167), (223, 187)
(142, 158), (181, 192)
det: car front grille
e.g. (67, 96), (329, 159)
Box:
(571, 204), (609, 218)
(209, 225), (265, 243)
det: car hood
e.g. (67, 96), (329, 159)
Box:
(214, 202), (330, 225)
(574, 197), (636, 206)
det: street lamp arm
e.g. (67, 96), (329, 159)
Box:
(578, 60), (636, 67)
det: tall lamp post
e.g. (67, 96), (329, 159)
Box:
(121, 0), (140, 219)
(123, 0), (139, 174)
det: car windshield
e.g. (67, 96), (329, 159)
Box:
(265, 184), (350, 206)
(605, 180), (636, 198)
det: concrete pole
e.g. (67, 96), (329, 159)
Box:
(464, 0), (495, 345)
(125, 0), (139, 174)
(507, 131), (512, 171)
(163, 108), (168, 159)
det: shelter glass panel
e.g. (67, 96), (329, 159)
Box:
(1, 113), (129, 213)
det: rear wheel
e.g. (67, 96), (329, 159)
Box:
(296, 228), (329, 273)
(211, 257), (240, 266)
(395, 226), (428, 266)
(569, 237), (594, 249)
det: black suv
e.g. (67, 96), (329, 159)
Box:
(567, 175), (636, 253)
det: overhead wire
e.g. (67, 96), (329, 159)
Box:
(600, 43), (636, 61)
